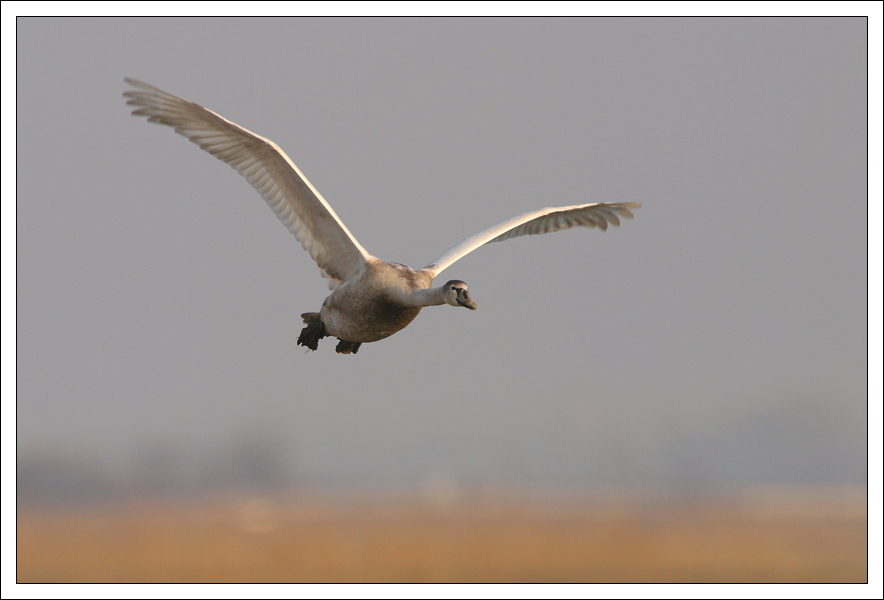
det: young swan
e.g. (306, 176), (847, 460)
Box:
(299, 269), (477, 354)
(124, 79), (639, 354)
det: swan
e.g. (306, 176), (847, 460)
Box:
(124, 78), (641, 354)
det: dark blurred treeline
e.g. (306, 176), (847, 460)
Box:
(17, 436), (293, 506)
(17, 396), (866, 506)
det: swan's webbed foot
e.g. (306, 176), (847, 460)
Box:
(297, 312), (327, 351)
(298, 313), (362, 354)
(335, 340), (362, 354)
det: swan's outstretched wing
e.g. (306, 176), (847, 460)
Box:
(124, 78), (372, 283)
(423, 202), (641, 277)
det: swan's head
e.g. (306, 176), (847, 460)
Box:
(442, 280), (477, 310)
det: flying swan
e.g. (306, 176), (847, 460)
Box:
(124, 79), (640, 354)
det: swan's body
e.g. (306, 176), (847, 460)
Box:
(124, 79), (640, 354)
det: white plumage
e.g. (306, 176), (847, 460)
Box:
(124, 78), (640, 354)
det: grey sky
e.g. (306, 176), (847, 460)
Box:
(12, 17), (873, 492)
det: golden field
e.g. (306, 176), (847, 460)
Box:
(17, 487), (867, 583)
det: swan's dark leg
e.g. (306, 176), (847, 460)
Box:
(297, 312), (327, 351)
(335, 340), (362, 354)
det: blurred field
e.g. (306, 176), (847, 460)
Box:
(17, 486), (867, 583)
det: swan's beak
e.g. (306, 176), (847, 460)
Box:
(457, 290), (477, 310)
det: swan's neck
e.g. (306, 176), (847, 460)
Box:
(394, 286), (449, 308)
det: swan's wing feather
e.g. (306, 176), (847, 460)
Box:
(124, 78), (371, 283)
(423, 202), (640, 276)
